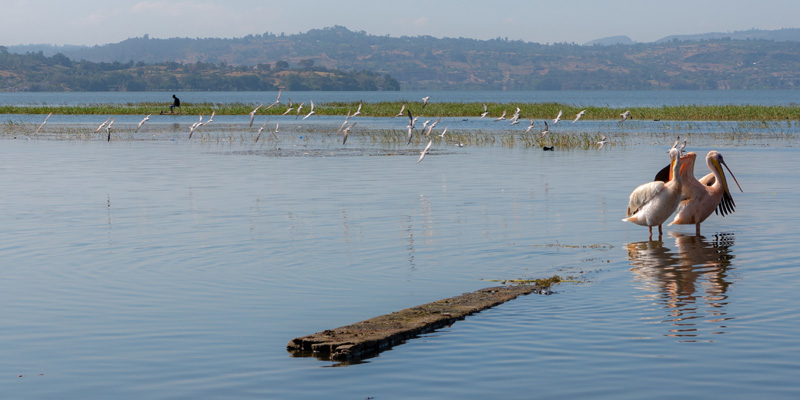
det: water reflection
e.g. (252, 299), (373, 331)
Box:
(627, 232), (736, 342)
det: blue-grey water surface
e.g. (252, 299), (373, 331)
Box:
(2, 91), (800, 399)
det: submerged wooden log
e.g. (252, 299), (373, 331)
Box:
(287, 284), (553, 362)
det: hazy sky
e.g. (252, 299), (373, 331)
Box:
(4, 0), (799, 46)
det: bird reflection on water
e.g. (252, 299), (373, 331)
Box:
(627, 232), (736, 342)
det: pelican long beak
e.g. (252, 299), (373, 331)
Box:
(711, 157), (744, 197)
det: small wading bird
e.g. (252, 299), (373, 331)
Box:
(265, 89), (282, 109)
(596, 135), (608, 150)
(510, 107), (521, 125)
(249, 103), (263, 127)
(669, 151), (743, 235)
(479, 103), (489, 119)
(135, 114), (151, 133)
(622, 143), (683, 238)
(620, 110), (631, 122)
(553, 110), (562, 124)
(418, 139), (433, 163)
(573, 110), (586, 123)
(95, 117), (112, 134)
(255, 119), (269, 143)
(36, 112), (52, 133)
(406, 110), (416, 145)
(342, 122), (356, 145)
(203, 110), (215, 127)
(393, 103), (405, 118)
(301, 100), (315, 120)
(336, 111), (352, 135)
(524, 118), (535, 134)
(421, 96), (430, 109)
(425, 117), (441, 137)
(188, 115), (203, 139)
(282, 99), (294, 115)
(105, 118), (115, 142)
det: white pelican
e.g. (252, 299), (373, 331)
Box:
(342, 122), (356, 145)
(417, 139), (433, 163)
(301, 100), (315, 120)
(494, 109), (507, 122)
(393, 103), (405, 118)
(479, 104), (489, 119)
(620, 110), (631, 122)
(249, 103), (263, 127)
(573, 110), (586, 123)
(36, 112), (52, 133)
(421, 96), (430, 109)
(135, 114), (151, 133)
(540, 121), (550, 137)
(552, 110), (562, 124)
(669, 151), (743, 235)
(623, 146), (683, 238)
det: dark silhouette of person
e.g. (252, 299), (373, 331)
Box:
(170, 95), (181, 113)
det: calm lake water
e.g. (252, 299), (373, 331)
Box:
(2, 91), (800, 399)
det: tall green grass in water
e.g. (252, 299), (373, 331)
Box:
(2, 102), (798, 121)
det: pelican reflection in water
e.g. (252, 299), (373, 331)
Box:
(627, 232), (736, 342)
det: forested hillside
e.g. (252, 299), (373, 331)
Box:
(5, 26), (800, 91)
(0, 46), (399, 91)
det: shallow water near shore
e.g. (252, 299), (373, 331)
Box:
(2, 114), (800, 398)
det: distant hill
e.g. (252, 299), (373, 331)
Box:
(5, 26), (800, 90)
(656, 28), (800, 43)
(584, 36), (635, 46)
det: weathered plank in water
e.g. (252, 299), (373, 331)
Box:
(287, 284), (549, 362)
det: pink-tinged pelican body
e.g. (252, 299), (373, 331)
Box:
(623, 147), (683, 238)
(670, 151), (743, 235)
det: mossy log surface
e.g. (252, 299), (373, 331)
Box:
(287, 285), (547, 362)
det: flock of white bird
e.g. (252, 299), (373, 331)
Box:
(33, 93), (742, 237)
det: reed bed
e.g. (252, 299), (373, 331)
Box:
(3, 102), (799, 121)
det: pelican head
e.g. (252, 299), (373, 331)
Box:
(708, 151), (744, 196)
